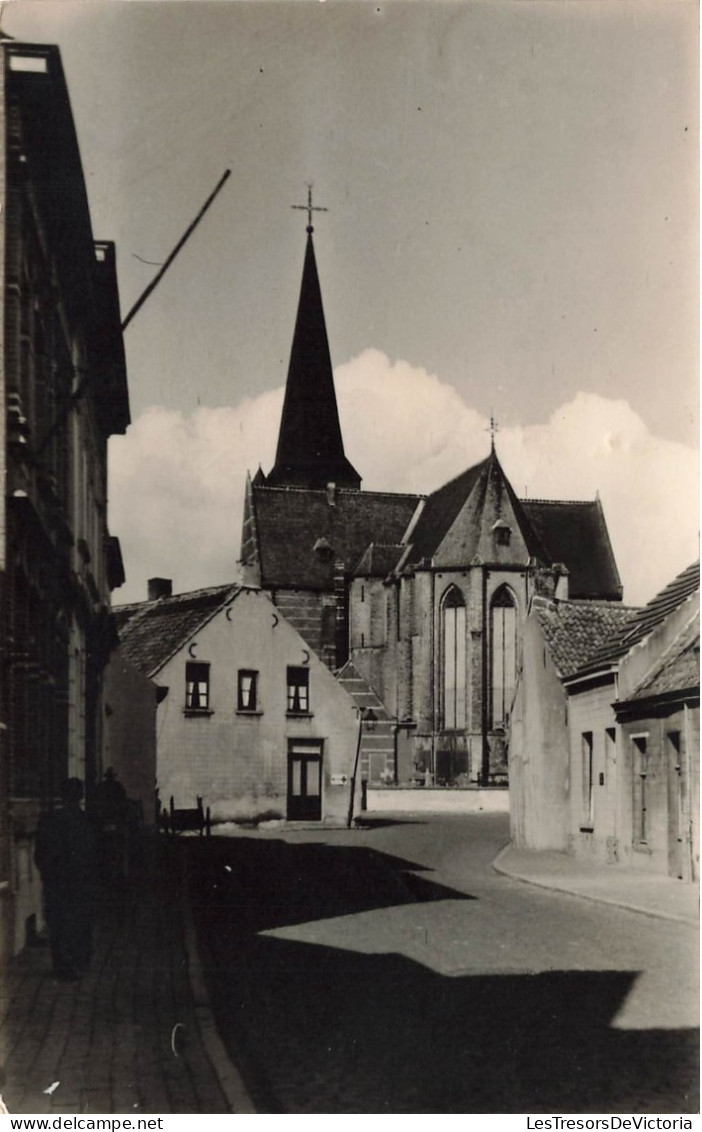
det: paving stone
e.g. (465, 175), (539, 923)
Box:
(0, 841), (232, 1115)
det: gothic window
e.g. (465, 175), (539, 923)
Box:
(441, 586), (466, 730)
(490, 585), (517, 729)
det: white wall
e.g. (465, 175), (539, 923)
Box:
(154, 590), (359, 824)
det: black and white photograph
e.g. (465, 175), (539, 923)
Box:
(0, 0), (697, 1118)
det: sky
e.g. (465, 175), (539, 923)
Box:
(5, 0), (699, 606)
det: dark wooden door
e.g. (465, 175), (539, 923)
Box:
(287, 743), (322, 821)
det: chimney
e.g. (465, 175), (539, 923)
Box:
(148, 577), (172, 601)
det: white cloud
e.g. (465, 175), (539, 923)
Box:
(109, 350), (698, 607)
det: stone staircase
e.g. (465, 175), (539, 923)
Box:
(335, 661), (396, 784)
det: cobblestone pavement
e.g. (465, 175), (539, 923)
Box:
(0, 840), (230, 1115)
(190, 814), (699, 1114)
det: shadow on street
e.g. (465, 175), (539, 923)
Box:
(190, 837), (699, 1114)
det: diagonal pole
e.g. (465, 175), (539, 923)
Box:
(121, 169), (231, 331)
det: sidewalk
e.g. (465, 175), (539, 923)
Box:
(0, 837), (254, 1115)
(494, 843), (700, 926)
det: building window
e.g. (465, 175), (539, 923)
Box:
(580, 731), (594, 829)
(185, 662), (210, 711)
(604, 726), (616, 785)
(492, 519), (512, 547)
(237, 669), (258, 712)
(490, 585), (517, 728)
(441, 586), (466, 730)
(287, 666), (310, 714)
(632, 735), (648, 844)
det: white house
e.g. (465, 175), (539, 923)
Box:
(115, 581), (361, 826)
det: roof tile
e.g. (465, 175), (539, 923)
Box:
(520, 499), (622, 600)
(115, 583), (239, 677)
(624, 617), (700, 703)
(252, 486), (421, 589)
(574, 561), (700, 676)
(536, 599), (637, 678)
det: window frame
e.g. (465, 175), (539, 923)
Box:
(185, 661), (211, 713)
(632, 734), (649, 845)
(286, 665), (310, 716)
(490, 584), (518, 730)
(441, 586), (467, 731)
(580, 731), (594, 831)
(237, 668), (259, 713)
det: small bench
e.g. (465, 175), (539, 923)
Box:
(163, 795), (211, 837)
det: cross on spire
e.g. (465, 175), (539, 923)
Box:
(292, 184), (328, 233)
(486, 412), (499, 452)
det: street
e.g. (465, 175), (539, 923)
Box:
(190, 813), (699, 1114)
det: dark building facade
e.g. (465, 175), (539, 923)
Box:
(0, 40), (129, 961)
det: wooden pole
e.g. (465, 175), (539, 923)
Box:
(121, 169), (231, 331)
(346, 708), (365, 829)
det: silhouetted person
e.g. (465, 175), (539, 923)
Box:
(35, 778), (99, 981)
(94, 767), (127, 824)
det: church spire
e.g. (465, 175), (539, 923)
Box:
(267, 200), (361, 491)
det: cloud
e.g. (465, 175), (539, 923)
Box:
(109, 349), (698, 607)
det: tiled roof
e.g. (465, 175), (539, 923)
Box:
(402, 454), (618, 589)
(252, 485), (422, 589)
(402, 454), (549, 566)
(535, 599), (638, 679)
(573, 561), (700, 677)
(623, 617), (700, 704)
(115, 583), (239, 678)
(520, 499), (622, 600)
(353, 543), (406, 578)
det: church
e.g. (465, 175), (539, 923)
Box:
(240, 212), (623, 791)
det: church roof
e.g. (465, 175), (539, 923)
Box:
(534, 599), (637, 680)
(398, 452), (621, 602)
(114, 583), (239, 678)
(266, 229), (360, 490)
(569, 560), (700, 679)
(401, 460), (487, 564)
(403, 453), (551, 568)
(250, 485), (422, 589)
(520, 499), (622, 600)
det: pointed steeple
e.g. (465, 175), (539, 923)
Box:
(267, 224), (361, 490)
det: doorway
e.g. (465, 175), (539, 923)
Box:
(287, 741), (323, 821)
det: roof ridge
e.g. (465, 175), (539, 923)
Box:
(252, 484), (426, 501)
(426, 457), (489, 499)
(114, 580), (239, 612)
(521, 497), (597, 506)
(632, 611), (700, 689)
(569, 561), (700, 678)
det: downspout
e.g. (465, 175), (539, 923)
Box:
(481, 568), (490, 786)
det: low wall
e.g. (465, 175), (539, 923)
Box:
(366, 787), (510, 814)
